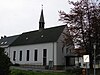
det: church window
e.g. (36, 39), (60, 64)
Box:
(26, 50), (30, 61)
(34, 50), (38, 61)
(13, 51), (16, 61)
(19, 51), (22, 61)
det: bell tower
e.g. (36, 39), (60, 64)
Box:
(39, 5), (45, 30)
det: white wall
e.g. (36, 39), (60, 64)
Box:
(56, 41), (65, 66)
(4, 47), (10, 57)
(56, 26), (74, 66)
(9, 42), (58, 65)
(55, 27), (67, 66)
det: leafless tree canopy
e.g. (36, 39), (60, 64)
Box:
(59, 0), (100, 68)
(59, 0), (100, 54)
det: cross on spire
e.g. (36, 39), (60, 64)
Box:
(42, 4), (43, 9)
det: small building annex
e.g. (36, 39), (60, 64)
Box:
(0, 9), (75, 70)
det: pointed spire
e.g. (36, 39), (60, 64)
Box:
(39, 4), (45, 30)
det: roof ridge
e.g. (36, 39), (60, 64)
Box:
(22, 25), (66, 34)
(44, 25), (66, 30)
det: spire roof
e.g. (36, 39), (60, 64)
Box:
(39, 8), (45, 23)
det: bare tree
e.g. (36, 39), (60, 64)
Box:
(59, 0), (100, 68)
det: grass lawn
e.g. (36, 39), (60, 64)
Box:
(10, 68), (100, 75)
(10, 69), (76, 75)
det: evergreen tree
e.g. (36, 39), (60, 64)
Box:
(0, 47), (11, 75)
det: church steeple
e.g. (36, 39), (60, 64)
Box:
(39, 5), (45, 30)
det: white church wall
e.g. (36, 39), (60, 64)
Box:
(52, 42), (57, 65)
(9, 42), (57, 66)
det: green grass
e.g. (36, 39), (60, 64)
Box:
(10, 69), (100, 75)
(10, 69), (75, 75)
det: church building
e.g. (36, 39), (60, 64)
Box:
(0, 8), (75, 70)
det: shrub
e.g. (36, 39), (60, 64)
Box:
(0, 47), (12, 75)
(65, 67), (82, 75)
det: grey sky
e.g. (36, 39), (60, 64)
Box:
(0, 0), (74, 37)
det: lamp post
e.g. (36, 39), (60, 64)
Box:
(93, 44), (96, 75)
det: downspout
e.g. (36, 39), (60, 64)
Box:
(52, 42), (54, 69)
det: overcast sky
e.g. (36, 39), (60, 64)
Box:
(0, 0), (75, 37)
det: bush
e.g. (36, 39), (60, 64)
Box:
(0, 47), (12, 75)
(65, 67), (82, 75)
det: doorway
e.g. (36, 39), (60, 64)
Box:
(43, 49), (47, 66)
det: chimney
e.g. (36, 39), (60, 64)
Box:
(4, 35), (6, 38)
(1, 36), (3, 39)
